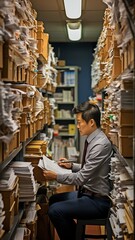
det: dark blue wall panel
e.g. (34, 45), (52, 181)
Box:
(51, 42), (96, 104)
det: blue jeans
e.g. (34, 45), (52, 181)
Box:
(48, 191), (110, 240)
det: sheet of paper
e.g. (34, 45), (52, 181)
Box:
(14, 227), (25, 240)
(38, 155), (72, 174)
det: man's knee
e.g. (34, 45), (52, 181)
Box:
(48, 204), (59, 220)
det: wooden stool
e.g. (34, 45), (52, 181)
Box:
(75, 217), (109, 240)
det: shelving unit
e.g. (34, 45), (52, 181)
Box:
(53, 66), (80, 160)
(91, 3), (134, 239)
(0, 2), (57, 239)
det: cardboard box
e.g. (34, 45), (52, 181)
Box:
(1, 43), (13, 80)
(37, 33), (49, 62)
(0, 41), (3, 69)
(20, 124), (28, 142)
(3, 201), (15, 231)
(120, 53), (124, 73)
(28, 123), (34, 139)
(21, 67), (26, 81)
(37, 74), (47, 88)
(56, 71), (62, 85)
(1, 142), (9, 161)
(118, 134), (133, 158)
(57, 60), (66, 67)
(119, 126), (133, 135)
(37, 31), (44, 40)
(20, 113), (28, 124)
(17, 66), (21, 82)
(121, 80), (133, 90)
(112, 56), (121, 80)
(0, 131), (20, 161)
(25, 145), (42, 155)
(109, 131), (118, 147)
(105, 35), (112, 52)
(24, 155), (41, 167)
(37, 39), (44, 55)
(118, 110), (133, 125)
(37, 21), (44, 32)
(123, 47), (128, 70)
(9, 131), (20, 154)
(29, 140), (47, 154)
(33, 166), (46, 183)
(0, 141), (2, 163)
(0, 177), (19, 211)
(130, 39), (134, 63)
(113, 41), (120, 56)
(14, 195), (19, 216)
(43, 33), (49, 61)
(25, 69), (30, 84)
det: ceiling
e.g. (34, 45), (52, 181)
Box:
(30, 0), (107, 42)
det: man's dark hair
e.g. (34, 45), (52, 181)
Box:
(72, 101), (101, 128)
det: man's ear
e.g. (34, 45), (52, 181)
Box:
(89, 119), (95, 127)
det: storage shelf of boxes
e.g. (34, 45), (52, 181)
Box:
(0, 0), (57, 239)
(91, 2), (134, 240)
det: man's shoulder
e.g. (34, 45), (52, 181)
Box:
(94, 130), (111, 145)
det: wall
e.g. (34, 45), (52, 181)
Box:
(51, 42), (96, 104)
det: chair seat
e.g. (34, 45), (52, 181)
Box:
(75, 217), (108, 240)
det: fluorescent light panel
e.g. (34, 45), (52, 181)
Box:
(64, 0), (82, 19)
(67, 23), (82, 41)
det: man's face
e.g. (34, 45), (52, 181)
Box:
(76, 113), (95, 136)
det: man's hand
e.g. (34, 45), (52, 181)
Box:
(43, 170), (57, 180)
(58, 158), (72, 169)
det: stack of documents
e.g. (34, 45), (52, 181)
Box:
(116, 90), (134, 110)
(14, 227), (30, 240)
(109, 157), (134, 239)
(0, 168), (17, 190)
(21, 202), (37, 224)
(10, 161), (37, 202)
(0, 193), (5, 238)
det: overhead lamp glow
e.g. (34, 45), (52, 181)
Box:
(64, 0), (82, 19)
(67, 22), (82, 41)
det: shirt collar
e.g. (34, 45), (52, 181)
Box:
(86, 128), (101, 143)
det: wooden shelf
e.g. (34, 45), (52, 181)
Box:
(56, 101), (75, 104)
(0, 144), (22, 173)
(55, 118), (74, 120)
(57, 85), (75, 88)
(59, 133), (75, 137)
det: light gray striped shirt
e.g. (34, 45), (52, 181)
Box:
(57, 128), (113, 196)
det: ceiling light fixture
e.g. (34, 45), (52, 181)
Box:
(64, 0), (82, 19)
(67, 22), (82, 41)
